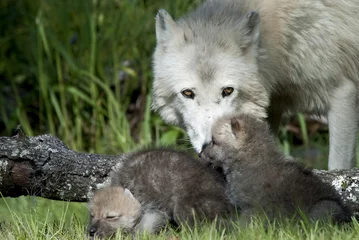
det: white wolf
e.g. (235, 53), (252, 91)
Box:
(152, 0), (359, 170)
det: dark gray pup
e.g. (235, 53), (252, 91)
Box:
(111, 148), (233, 229)
(200, 114), (352, 225)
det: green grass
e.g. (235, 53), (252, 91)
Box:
(0, 196), (88, 225)
(1, 204), (358, 240)
(0, 196), (88, 239)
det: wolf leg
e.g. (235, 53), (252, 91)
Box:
(328, 78), (359, 170)
(134, 209), (168, 234)
(308, 200), (351, 224)
(238, 208), (255, 228)
(173, 203), (196, 229)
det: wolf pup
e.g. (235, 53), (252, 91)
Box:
(110, 148), (233, 229)
(88, 186), (141, 238)
(88, 186), (170, 238)
(200, 114), (352, 225)
(152, 0), (359, 170)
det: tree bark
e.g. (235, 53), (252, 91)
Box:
(0, 131), (126, 202)
(0, 132), (358, 214)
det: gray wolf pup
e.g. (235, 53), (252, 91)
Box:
(110, 148), (233, 229)
(152, 0), (359, 170)
(200, 114), (352, 225)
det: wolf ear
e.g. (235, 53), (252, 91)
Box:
(156, 9), (177, 45)
(238, 11), (260, 53)
(231, 118), (242, 136)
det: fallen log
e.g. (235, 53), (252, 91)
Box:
(0, 131), (125, 202)
(0, 131), (358, 214)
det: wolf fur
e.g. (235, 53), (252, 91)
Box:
(152, 0), (359, 170)
(200, 114), (352, 225)
(110, 148), (233, 229)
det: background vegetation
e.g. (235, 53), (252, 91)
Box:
(0, 0), (202, 154)
(0, 0), (357, 238)
(0, 0), (201, 233)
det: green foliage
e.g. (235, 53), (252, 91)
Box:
(0, 0), (200, 154)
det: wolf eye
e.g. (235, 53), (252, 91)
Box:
(181, 89), (195, 99)
(106, 215), (120, 220)
(222, 87), (234, 97)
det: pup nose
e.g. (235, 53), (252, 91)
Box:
(89, 227), (97, 236)
(202, 142), (210, 151)
(198, 142), (210, 158)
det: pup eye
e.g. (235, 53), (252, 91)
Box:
(106, 215), (120, 219)
(181, 89), (195, 99)
(222, 87), (234, 97)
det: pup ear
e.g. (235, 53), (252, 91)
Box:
(124, 188), (138, 202)
(231, 118), (242, 136)
(237, 11), (260, 53)
(155, 9), (177, 45)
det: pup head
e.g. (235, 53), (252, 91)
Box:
(200, 114), (268, 167)
(88, 187), (141, 239)
(152, 8), (269, 153)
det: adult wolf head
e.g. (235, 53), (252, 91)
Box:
(152, 7), (269, 153)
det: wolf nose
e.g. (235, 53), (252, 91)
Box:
(89, 227), (97, 237)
